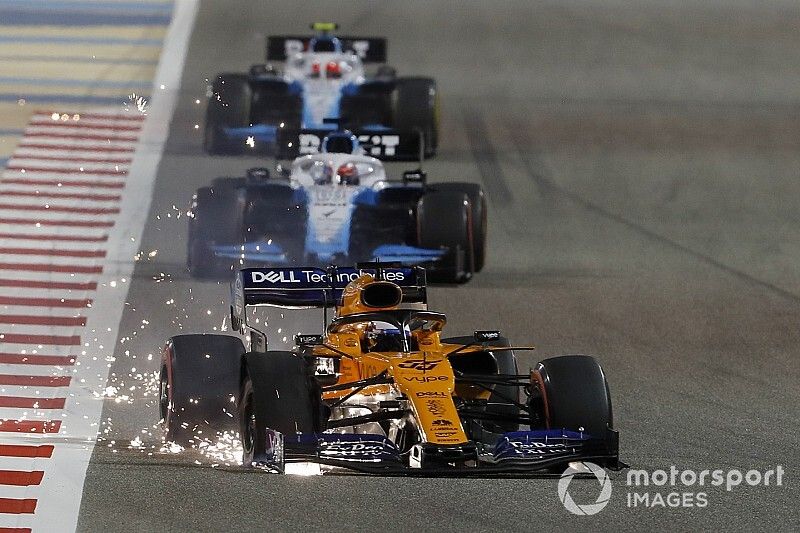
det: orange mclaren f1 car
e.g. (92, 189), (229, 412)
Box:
(159, 265), (622, 474)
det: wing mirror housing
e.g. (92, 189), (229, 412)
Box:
(402, 169), (427, 185)
(246, 167), (270, 183)
(295, 334), (324, 346)
(474, 330), (501, 343)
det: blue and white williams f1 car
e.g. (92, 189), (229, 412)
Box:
(204, 23), (438, 158)
(187, 129), (486, 283)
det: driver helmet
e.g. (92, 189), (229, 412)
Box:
(335, 162), (360, 185)
(312, 161), (334, 185)
(362, 321), (403, 351)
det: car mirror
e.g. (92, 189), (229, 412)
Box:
(246, 167), (270, 183)
(295, 334), (324, 346)
(402, 169), (426, 185)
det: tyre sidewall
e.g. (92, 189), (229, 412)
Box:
(393, 77), (438, 155)
(205, 74), (252, 154)
(417, 190), (474, 283)
(161, 334), (245, 446)
(239, 352), (319, 466)
(187, 186), (244, 278)
(533, 355), (613, 438)
(429, 183), (487, 271)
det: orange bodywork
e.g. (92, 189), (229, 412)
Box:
(313, 274), (492, 446)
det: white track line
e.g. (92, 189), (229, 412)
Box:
(0, 365), (75, 378)
(0, 237), (111, 249)
(2, 170), (128, 182)
(23, 126), (141, 138)
(0, 251), (103, 264)
(11, 148), (134, 161)
(0, 271), (98, 282)
(14, 138), (137, 150)
(7, 159), (129, 172)
(0, 388), (70, 401)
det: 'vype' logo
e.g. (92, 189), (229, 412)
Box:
(474, 330), (501, 342)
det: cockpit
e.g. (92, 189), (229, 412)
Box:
(300, 157), (378, 186)
(328, 309), (446, 354)
(309, 36), (340, 53)
(285, 36), (359, 81)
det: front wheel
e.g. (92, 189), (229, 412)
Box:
(239, 377), (266, 467)
(531, 355), (613, 438)
(160, 334), (245, 446)
(239, 352), (320, 467)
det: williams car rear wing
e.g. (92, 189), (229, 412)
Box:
(275, 128), (422, 161)
(231, 266), (427, 320)
(266, 35), (387, 62)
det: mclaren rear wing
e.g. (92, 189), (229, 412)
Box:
(231, 266), (427, 323)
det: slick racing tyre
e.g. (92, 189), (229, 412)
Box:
(392, 77), (438, 157)
(244, 184), (307, 264)
(239, 352), (321, 468)
(417, 190), (474, 283)
(187, 186), (243, 279)
(444, 335), (519, 443)
(160, 335), (245, 446)
(429, 183), (487, 271)
(248, 77), (303, 136)
(349, 204), (413, 262)
(204, 73), (251, 154)
(340, 91), (391, 130)
(531, 355), (613, 438)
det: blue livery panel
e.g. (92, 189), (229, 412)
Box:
(233, 266), (427, 310)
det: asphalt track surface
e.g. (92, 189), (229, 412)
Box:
(78, 1), (800, 530)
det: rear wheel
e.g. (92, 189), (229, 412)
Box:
(160, 335), (245, 446)
(248, 88), (302, 133)
(204, 74), (251, 154)
(531, 355), (613, 438)
(187, 186), (244, 279)
(239, 352), (320, 467)
(392, 77), (438, 157)
(340, 92), (391, 129)
(430, 183), (487, 271)
(417, 190), (474, 283)
(243, 184), (307, 263)
(349, 204), (414, 262)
